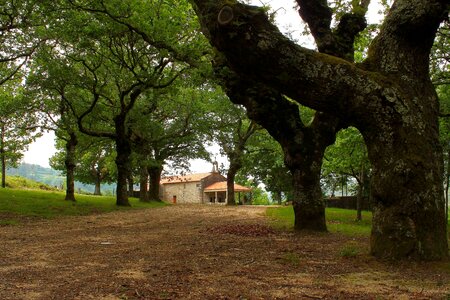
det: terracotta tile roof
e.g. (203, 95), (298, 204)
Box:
(160, 173), (213, 184)
(204, 181), (252, 192)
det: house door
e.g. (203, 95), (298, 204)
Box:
(172, 195), (177, 204)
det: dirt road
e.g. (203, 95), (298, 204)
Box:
(0, 205), (448, 299)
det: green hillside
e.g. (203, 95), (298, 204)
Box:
(2, 175), (58, 190)
(7, 163), (116, 194)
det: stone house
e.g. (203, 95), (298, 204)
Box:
(160, 169), (251, 204)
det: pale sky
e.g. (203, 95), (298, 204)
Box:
(23, 0), (385, 170)
(23, 131), (56, 168)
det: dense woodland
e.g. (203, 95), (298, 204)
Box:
(0, 0), (448, 260)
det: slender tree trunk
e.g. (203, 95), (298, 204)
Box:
(274, 190), (282, 205)
(139, 166), (149, 202)
(1, 152), (5, 189)
(446, 149), (450, 224)
(64, 132), (77, 201)
(226, 163), (239, 205)
(115, 149), (131, 206)
(1, 123), (6, 188)
(127, 174), (134, 197)
(114, 116), (131, 206)
(148, 165), (162, 201)
(356, 165), (364, 221)
(1, 152), (5, 188)
(356, 184), (362, 221)
(94, 176), (101, 196)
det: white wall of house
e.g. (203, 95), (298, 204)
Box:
(162, 181), (202, 204)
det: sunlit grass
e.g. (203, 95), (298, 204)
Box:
(0, 188), (166, 225)
(267, 206), (450, 239)
(267, 206), (371, 236)
(4, 175), (58, 190)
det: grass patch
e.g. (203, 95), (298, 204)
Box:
(266, 206), (294, 230)
(339, 241), (362, 258)
(281, 252), (302, 266)
(0, 188), (166, 225)
(326, 209), (372, 235)
(267, 206), (450, 240)
(267, 206), (372, 236)
(0, 219), (19, 226)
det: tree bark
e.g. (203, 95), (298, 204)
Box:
(114, 115), (131, 206)
(148, 165), (162, 201)
(139, 165), (149, 202)
(64, 132), (77, 201)
(191, 0), (449, 259)
(208, 0), (365, 230)
(356, 170), (363, 222)
(446, 149), (450, 223)
(286, 124), (335, 231)
(127, 174), (134, 197)
(366, 114), (447, 260)
(93, 177), (101, 196)
(1, 123), (6, 188)
(1, 151), (5, 188)
(274, 190), (282, 205)
(226, 161), (239, 205)
(214, 59), (338, 229)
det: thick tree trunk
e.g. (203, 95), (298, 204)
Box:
(214, 59), (338, 229)
(191, 0), (448, 259)
(365, 118), (447, 260)
(139, 166), (149, 202)
(148, 165), (162, 201)
(288, 148), (327, 231)
(64, 132), (77, 202)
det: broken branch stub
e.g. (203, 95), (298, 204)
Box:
(218, 6), (234, 25)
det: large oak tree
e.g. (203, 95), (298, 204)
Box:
(190, 0), (449, 260)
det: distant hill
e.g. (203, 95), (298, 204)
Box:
(7, 163), (116, 195)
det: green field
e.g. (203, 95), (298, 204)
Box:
(0, 188), (166, 225)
